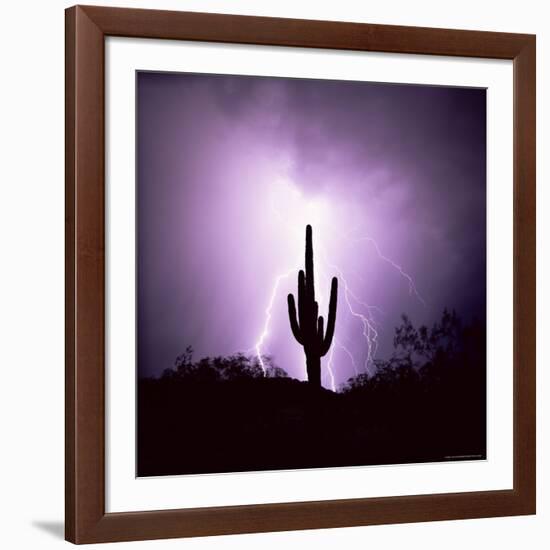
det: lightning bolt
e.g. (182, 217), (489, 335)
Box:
(323, 257), (379, 374)
(326, 344), (337, 391)
(353, 237), (426, 305)
(253, 265), (300, 375)
(324, 338), (359, 391)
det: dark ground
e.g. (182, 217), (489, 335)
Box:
(137, 310), (486, 477)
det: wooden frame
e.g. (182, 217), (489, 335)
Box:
(65, 4), (536, 544)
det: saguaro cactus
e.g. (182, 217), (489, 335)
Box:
(287, 225), (338, 387)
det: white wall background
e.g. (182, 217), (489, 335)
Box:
(0, 1), (546, 548)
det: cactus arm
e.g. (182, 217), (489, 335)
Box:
(312, 300), (319, 336)
(317, 315), (325, 342)
(320, 277), (338, 356)
(287, 294), (303, 344)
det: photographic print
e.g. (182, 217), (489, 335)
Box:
(136, 71), (487, 477)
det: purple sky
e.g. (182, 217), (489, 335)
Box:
(137, 71), (486, 388)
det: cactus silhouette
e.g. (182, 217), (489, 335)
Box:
(287, 225), (338, 387)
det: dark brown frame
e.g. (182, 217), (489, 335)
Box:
(65, 4), (536, 544)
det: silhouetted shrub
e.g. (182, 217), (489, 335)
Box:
(162, 346), (288, 383)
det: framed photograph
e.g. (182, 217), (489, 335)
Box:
(65, 5), (536, 544)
